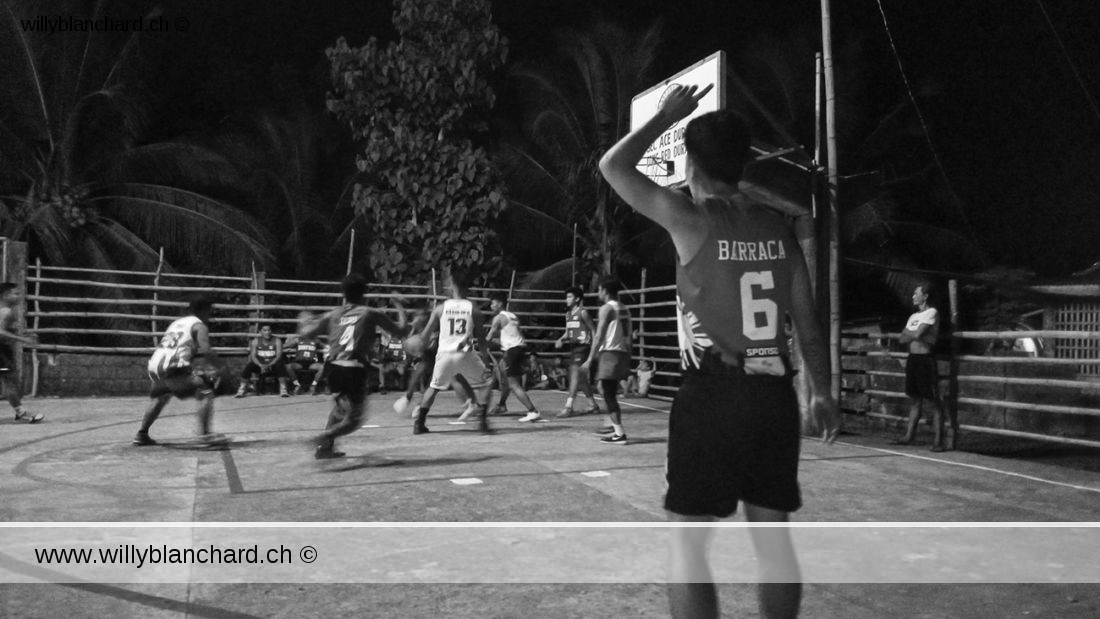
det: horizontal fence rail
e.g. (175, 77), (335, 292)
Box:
(12, 258), (1100, 449)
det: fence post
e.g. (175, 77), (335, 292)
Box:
(30, 257), (42, 397)
(151, 247), (164, 346)
(948, 279), (961, 443)
(638, 269), (647, 362)
(250, 265), (266, 339)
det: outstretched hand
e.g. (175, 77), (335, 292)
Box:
(658, 83), (714, 123)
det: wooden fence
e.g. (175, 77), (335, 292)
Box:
(9, 251), (1100, 449)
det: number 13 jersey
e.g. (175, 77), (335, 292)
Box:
(675, 196), (800, 376)
(438, 299), (475, 353)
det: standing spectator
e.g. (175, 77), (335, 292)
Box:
(894, 282), (954, 451)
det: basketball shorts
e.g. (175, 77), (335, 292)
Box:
(241, 360), (287, 379)
(664, 370), (802, 518)
(595, 350), (631, 381)
(905, 353), (939, 399)
(569, 345), (588, 366)
(148, 366), (212, 400)
(0, 343), (13, 374)
(502, 346), (529, 378)
(429, 351), (490, 390)
(325, 365), (368, 404)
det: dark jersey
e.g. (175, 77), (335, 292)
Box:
(563, 306), (592, 346)
(676, 196), (800, 376)
(324, 304), (376, 366)
(255, 338), (279, 363)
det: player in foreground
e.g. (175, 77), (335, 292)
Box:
(0, 282), (43, 423)
(599, 84), (840, 618)
(133, 295), (230, 447)
(299, 274), (408, 459)
(408, 268), (495, 435)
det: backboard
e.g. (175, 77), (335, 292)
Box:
(629, 51), (726, 188)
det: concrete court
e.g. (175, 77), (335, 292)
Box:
(1, 390), (1099, 618)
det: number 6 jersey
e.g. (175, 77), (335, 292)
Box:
(676, 196), (800, 376)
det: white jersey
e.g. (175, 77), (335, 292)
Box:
(497, 311), (525, 351)
(148, 315), (202, 375)
(599, 300), (632, 353)
(438, 299), (476, 353)
(906, 307), (938, 331)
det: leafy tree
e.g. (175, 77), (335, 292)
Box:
(0, 0), (274, 275)
(501, 19), (664, 290)
(326, 0), (509, 286)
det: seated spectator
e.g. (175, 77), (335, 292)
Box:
(284, 332), (326, 395)
(622, 359), (655, 398)
(236, 323), (291, 397)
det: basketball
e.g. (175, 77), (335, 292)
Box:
(403, 334), (424, 357)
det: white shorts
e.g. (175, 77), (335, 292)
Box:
(429, 351), (491, 390)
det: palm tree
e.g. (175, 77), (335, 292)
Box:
(499, 18), (665, 289)
(0, 0), (274, 275)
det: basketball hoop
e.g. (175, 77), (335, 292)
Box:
(636, 156), (674, 178)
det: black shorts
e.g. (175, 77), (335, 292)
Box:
(568, 345), (588, 366)
(325, 365), (368, 404)
(0, 343), (13, 374)
(241, 360), (287, 379)
(149, 367), (212, 400)
(905, 354), (939, 399)
(502, 346), (529, 378)
(664, 371), (802, 518)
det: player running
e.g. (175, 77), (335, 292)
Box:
(299, 274), (408, 459)
(486, 291), (542, 422)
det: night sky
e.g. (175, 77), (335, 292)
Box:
(70, 0), (1100, 276)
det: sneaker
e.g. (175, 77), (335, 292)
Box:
(393, 395), (410, 415)
(234, 388), (246, 399)
(490, 405), (508, 416)
(555, 407), (576, 419)
(584, 406), (600, 416)
(280, 387), (290, 398)
(593, 426), (615, 436)
(293, 383), (303, 396)
(315, 446), (346, 460)
(413, 423), (430, 435)
(518, 411), (541, 423)
(600, 433), (628, 445)
(132, 432), (157, 446)
(308, 383), (318, 396)
(198, 433), (229, 448)
(15, 410), (45, 424)
(457, 403), (478, 422)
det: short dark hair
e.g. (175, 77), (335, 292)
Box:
(489, 291), (508, 304)
(256, 322), (272, 331)
(0, 282), (16, 296)
(564, 286), (584, 299)
(684, 110), (752, 185)
(342, 273), (368, 302)
(187, 294), (213, 315)
(447, 267), (473, 291)
(915, 280), (935, 298)
(599, 276), (622, 297)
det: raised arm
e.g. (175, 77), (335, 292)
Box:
(598, 84), (711, 253)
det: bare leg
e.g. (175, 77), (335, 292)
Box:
(195, 392), (216, 437)
(601, 379), (622, 427)
(2, 373), (24, 413)
(138, 394), (172, 434)
(508, 376), (536, 411)
(667, 511), (719, 619)
(744, 503), (801, 619)
(898, 400), (922, 444)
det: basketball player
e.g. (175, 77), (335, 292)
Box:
(581, 277), (632, 444)
(554, 287), (600, 418)
(599, 84), (840, 619)
(133, 295), (228, 447)
(284, 332), (326, 395)
(298, 273), (408, 459)
(236, 323), (290, 398)
(409, 268), (494, 435)
(0, 283), (42, 423)
(486, 291), (541, 422)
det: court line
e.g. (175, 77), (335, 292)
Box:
(835, 440), (1100, 495)
(220, 448), (245, 495)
